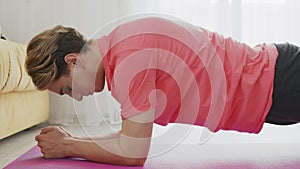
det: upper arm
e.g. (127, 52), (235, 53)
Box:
(121, 108), (154, 138)
(118, 109), (154, 160)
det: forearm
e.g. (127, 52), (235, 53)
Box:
(64, 134), (149, 166)
(73, 132), (120, 141)
(60, 109), (154, 166)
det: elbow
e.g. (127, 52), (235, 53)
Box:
(123, 157), (147, 166)
(135, 158), (147, 166)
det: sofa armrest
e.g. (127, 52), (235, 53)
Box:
(0, 39), (37, 94)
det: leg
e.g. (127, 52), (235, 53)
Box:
(265, 43), (300, 125)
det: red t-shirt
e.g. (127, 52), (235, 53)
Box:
(98, 17), (278, 133)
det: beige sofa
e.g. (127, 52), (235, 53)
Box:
(0, 39), (49, 140)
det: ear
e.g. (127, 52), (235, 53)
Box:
(64, 53), (80, 66)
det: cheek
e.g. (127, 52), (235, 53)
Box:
(72, 77), (83, 92)
(73, 76), (93, 92)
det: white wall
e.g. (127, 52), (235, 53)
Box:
(0, 0), (153, 43)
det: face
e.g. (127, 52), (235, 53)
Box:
(47, 47), (105, 101)
(47, 67), (96, 101)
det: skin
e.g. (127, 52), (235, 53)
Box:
(35, 39), (154, 166)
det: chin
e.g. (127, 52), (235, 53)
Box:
(95, 85), (104, 92)
(94, 81), (105, 92)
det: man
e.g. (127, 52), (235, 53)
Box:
(26, 17), (299, 166)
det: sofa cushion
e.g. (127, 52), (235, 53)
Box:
(0, 39), (36, 93)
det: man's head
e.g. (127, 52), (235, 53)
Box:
(26, 25), (105, 101)
(25, 25), (87, 91)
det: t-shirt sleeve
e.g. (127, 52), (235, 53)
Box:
(109, 47), (158, 120)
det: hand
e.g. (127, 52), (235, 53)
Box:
(35, 126), (73, 159)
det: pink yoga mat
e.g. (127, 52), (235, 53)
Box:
(4, 146), (190, 169)
(4, 144), (300, 169)
(4, 146), (145, 169)
(2, 146), (222, 169)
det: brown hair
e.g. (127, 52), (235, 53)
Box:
(25, 25), (87, 90)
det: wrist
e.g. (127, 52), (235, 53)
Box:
(63, 137), (78, 157)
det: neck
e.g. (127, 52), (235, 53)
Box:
(90, 39), (105, 92)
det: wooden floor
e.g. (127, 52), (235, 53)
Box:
(0, 124), (45, 168)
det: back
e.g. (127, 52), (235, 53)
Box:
(99, 17), (278, 133)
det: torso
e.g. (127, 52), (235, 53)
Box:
(98, 17), (278, 133)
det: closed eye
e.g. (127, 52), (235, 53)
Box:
(59, 86), (72, 95)
(66, 86), (72, 94)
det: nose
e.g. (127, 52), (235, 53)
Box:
(74, 93), (83, 101)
